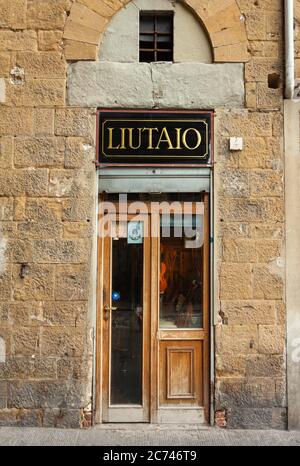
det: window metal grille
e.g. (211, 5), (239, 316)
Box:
(139, 12), (174, 63)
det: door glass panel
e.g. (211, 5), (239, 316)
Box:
(110, 220), (143, 405)
(159, 213), (204, 329)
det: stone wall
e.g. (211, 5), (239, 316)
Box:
(0, 0), (287, 429)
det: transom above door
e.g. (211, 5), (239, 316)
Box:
(97, 193), (210, 423)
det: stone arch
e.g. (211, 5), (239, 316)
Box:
(63, 0), (249, 62)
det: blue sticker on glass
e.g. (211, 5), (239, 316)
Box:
(112, 291), (121, 301)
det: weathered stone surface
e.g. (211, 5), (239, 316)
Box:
(25, 199), (62, 222)
(0, 382), (7, 408)
(7, 239), (33, 263)
(253, 266), (284, 300)
(12, 327), (40, 357)
(38, 30), (63, 51)
(55, 265), (90, 301)
(6, 79), (66, 107)
(16, 221), (63, 240)
(13, 264), (55, 301)
(27, 0), (71, 30)
(215, 324), (258, 354)
(8, 302), (43, 326)
(33, 109), (55, 136)
(43, 302), (87, 326)
(0, 198), (13, 221)
(15, 137), (65, 168)
(43, 408), (81, 428)
(215, 354), (246, 377)
(17, 52), (66, 79)
(0, 109), (34, 136)
(0, 30), (37, 51)
(219, 169), (249, 197)
(0, 52), (10, 76)
(226, 407), (286, 429)
(216, 378), (277, 408)
(219, 197), (284, 223)
(246, 355), (285, 377)
(0, 169), (48, 197)
(32, 239), (89, 264)
(48, 169), (95, 198)
(67, 62), (244, 109)
(0, 358), (56, 380)
(8, 380), (88, 409)
(220, 264), (252, 299)
(41, 327), (86, 357)
(0, 268), (12, 301)
(64, 40), (98, 60)
(62, 197), (95, 222)
(0, 137), (13, 169)
(220, 301), (276, 325)
(258, 325), (285, 354)
(63, 222), (92, 239)
(65, 137), (92, 169)
(55, 108), (95, 139)
(57, 358), (90, 380)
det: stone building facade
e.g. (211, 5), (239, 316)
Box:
(0, 0), (299, 429)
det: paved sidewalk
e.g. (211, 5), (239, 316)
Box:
(0, 424), (300, 446)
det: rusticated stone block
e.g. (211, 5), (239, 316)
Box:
(250, 222), (284, 240)
(246, 354), (285, 377)
(245, 58), (282, 83)
(27, 0), (71, 30)
(219, 197), (284, 223)
(215, 354), (246, 378)
(220, 301), (276, 325)
(226, 407), (286, 430)
(0, 326), (11, 356)
(0, 198), (13, 221)
(55, 265), (90, 300)
(55, 109), (95, 139)
(12, 327), (40, 357)
(0, 268), (12, 301)
(32, 239), (89, 264)
(0, 358), (57, 380)
(0, 108), (34, 136)
(43, 301), (87, 326)
(65, 137), (93, 169)
(38, 30), (63, 51)
(16, 221), (63, 240)
(77, 0), (117, 17)
(220, 263), (252, 299)
(8, 302), (42, 326)
(0, 30), (37, 52)
(244, 11), (266, 40)
(219, 169), (250, 197)
(0, 52), (10, 76)
(17, 52), (66, 79)
(7, 239), (33, 263)
(41, 327), (86, 357)
(0, 304), (9, 323)
(13, 263), (55, 301)
(0, 169), (48, 197)
(0, 137), (14, 169)
(68, 3), (107, 33)
(220, 110), (273, 137)
(0, 0), (27, 29)
(253, 266), (284, 300)
(63, 222), (92, 239)
(43, 408), (81, 428)
(15, 137), (65, 168)
(0, 382), (7, 408)
(0, 408), (43, 427)
(33, 109), (55, 136)
(25, 199), (62, 222)
(258, 325), (285, 354)
(216, 378), (276, 408)
(7, 380), (89, 409)
(57, 358), (91, 380)
(215, 324), (258, 354)
(62, 197), (95, 221)
(6, 79), (66, 107)
(48, 169), (95, 198)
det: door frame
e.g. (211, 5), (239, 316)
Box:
(95, 193), (210, 423)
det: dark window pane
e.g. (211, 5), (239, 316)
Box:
(140, 50), (155, 62)
(157, 15), (172, 33)
(157, 34), (172, 50)
(110, 222), (144, 405)
(157, 51), (173, 61)
(140, 15), (154, 33)
(140, 34), (155, 49)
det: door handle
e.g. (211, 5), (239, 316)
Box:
(103, 304), (118, 321)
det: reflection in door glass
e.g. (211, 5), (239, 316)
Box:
(110, 222), (143, 405)
(159, 214), (204, 329)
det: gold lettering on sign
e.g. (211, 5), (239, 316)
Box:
(155, 127), (174, 150)
(143, 127), (159, 150)
(108, 127), (120, 150)
(182, 128), (202, 150)
(128, 128), (142, 149)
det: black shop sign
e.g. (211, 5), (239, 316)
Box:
(97, 111), (212, 165)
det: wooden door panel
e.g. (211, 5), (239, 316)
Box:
(159, 340), (203, 406)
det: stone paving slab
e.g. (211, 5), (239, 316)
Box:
(0, 425), (300, 446)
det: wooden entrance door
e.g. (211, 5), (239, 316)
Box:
(97, 194), (210, 423)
